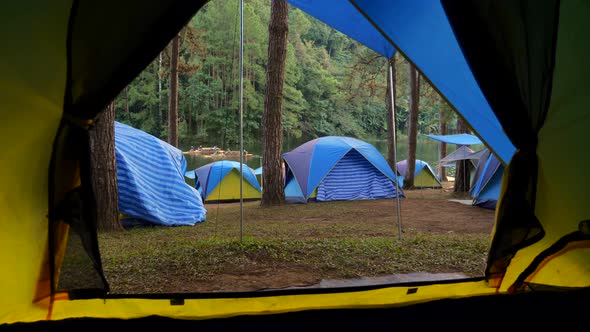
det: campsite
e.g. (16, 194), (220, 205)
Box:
(94, 186), (494, 294)
(2, 0), (589, 331)
(60, 126), (498, 294)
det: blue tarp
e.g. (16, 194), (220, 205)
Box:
(286, 0), (515, 164)
(439, 145), (476, 165)
(115, 122), (206, 226)
(286, 0), (396, 58)
(424, 134), (483, 146)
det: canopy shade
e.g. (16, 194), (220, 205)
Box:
(424, 133), (482, 146)
(439, 145), (476, 165)
(285, 0), (396, 58)
(353, 0), (515, 163)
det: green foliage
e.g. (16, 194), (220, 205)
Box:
(113, 1), (451, 150)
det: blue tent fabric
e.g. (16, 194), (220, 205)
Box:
(115, 122), (206, 226)
(192, 160), (261, 199)
(285, 0), (516, 163)
(307, 136), (399, 198)
(254, 167), (262, 175)
(284, 0), (516, 163)
(470, 149), (503, 210)
(317, 150), (397, 201)
(424, 134), (483, 146)
(285, 175), (307, 204)
(286, 0), (396, 58)
(318, 0), (515, 164)
(283, 136), (403, 203)
(474, 168), (503, 210)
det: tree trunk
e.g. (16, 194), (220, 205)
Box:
(168, 35), (179, 147)
(261, 0), (288, 207)
(385, 56), (397, 170)
(124, 86), (130, 121)
(89, 102), (122, 232)
(188, 102), (193, 136)
(438, 105), (448, 182)
(454, 117), (471, 192)
(158, 52), (163, 126)
(404, 63), (420, 189)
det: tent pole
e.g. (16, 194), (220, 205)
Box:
(239, 0), (244, 243)
(388, 61), (403, 241)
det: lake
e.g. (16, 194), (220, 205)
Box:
(184, 135), (482, 173)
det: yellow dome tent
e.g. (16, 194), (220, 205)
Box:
(186, 160), (262, 203)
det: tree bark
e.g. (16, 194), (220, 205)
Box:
(454, 117), (471, 192)
(89, 102), (122, 232)
(168, 35), (180, 147)
(385, 57), (397, 170)
(157, 52), (163, 127)
(124, 86), (130, 121)
(188, 102), (193, 136)
(404, 63), (420, 189)
(438, 105), (448, 182)
(261, 0), (288, 207)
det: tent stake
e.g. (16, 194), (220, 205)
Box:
(389, 61), (403, 241)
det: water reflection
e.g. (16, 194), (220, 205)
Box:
(184, 136), (482, 172)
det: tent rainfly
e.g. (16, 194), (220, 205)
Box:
(470, 149), (504, 210)
(396, 159), (442, 189)
(283, 136), (404, 203)
(186, 160), (261, 203)
(439, 145), (478, 166)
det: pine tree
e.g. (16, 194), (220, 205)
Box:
(261, 0), (289, 207)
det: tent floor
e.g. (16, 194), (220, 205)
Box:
(3, 288), (588, 331)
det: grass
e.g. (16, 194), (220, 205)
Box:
(81, 193), (495, 294)
(100, 232), (488, 278)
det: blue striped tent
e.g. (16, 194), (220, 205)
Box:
(283, 136), (404, 203)
(115, 122), (206, 226)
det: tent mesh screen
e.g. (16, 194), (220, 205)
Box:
(57, 227), (107, 293)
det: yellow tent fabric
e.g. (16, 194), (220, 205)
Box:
(493, 0), (590, 292)
(0, 1), (71, 324)
(204, 169), (262, 202)
(414, 168), (441, 188)
(0, 0), (208, 325)
(1, 0), (590, 329)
